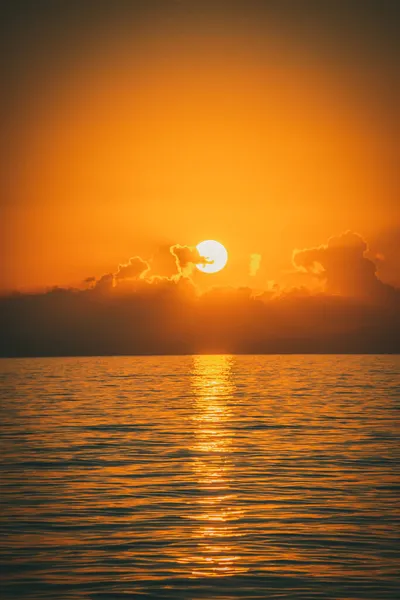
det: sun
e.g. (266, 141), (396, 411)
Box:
(196, 240), (228, 274)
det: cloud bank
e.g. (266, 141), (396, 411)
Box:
(1, 233), (399, 356)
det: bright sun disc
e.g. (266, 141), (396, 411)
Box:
(196, 240), (228, 274)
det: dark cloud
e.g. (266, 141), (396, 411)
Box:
(1, 232), (399, 356)
(1, 281), (398, 356)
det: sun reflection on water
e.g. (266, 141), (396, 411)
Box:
(182, 355), (247, 578)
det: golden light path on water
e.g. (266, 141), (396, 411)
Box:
(181, 355), (248, 578)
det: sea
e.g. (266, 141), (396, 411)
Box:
(0, 355), (399, 600)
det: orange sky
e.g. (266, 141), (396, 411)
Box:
(2, 2), (399, 292)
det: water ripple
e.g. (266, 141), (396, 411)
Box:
(0, 355), (399, 599)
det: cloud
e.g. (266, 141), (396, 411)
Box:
(170, 244), (209, 276)
(368, 228), (400, 288)
(1, 232), (399, 356)
(94, 272), (115, 292)
(293, 231), (399, 304)
(90, 256), (150, 293)
(249, 253), (262, 276)
(83, 276), (96, 286)
(115, 256), (150, 281)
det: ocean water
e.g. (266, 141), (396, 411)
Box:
(0, 355), (399, 600)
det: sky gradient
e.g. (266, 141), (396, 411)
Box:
(1, 1), (399, 354)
